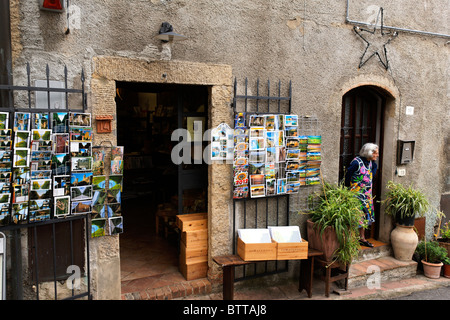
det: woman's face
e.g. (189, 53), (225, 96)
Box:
(370, 149), (379, 161)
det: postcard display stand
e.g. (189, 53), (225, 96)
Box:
(0, 111), (124, 238)
(230, 112), (322, 200)
(225, 113), (321, 261)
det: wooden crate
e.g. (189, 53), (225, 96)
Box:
(237, 237), (277, 261)
(181, 229), (208, 248)
(179, 258), (208, 281)
(276, 239), (308, 260)
(176, 213), (207, 231)
(180, 242), (208, 262)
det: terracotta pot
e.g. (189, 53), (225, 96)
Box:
(443, 264), (450, 279)
(390, 224), (418, 261)
(421, 260), (443, 279)
(306, 219), (339, 262)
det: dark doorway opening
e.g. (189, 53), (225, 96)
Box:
(339, 86), (385, 240)
(116, 82), (208, 294)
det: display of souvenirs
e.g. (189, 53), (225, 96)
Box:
(211, 123), (234, 161)
(0, 111), (125, 232)
(232, 113), (322, 199)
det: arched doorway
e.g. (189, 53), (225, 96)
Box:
(339, 86), (386, 239)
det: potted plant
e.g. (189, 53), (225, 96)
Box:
(382, 181), (430, 261)
(306, 182), (366, 266)
(415, 240), (448, 279)
(436, 220), (450, 258)
(443, 257), (450, 279)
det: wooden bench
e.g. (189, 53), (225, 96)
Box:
(213, 255), (252, 300)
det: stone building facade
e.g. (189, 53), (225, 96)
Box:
(2, 0), (449, 299)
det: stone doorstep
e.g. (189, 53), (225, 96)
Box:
(348, 256), (418, 289)
(121, 278), (212, 300)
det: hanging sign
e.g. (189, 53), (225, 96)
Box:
(210, 123), (234, 161)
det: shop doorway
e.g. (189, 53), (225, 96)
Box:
(116, 82), (208, 293)
(339, 86), (385, 239)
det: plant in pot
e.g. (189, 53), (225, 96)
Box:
(382, 181), (430, 261)
(442, 257), (450, 279)
(436, 219), (450, 258)
(306, 182), (366, 266)
(415, 240), (448, 279)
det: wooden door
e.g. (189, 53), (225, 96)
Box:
(339, 86), (384, 238)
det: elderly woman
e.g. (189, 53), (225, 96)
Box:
(345, 143), (379, 247)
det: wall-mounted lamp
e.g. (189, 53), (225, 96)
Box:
(155, 22), (187, 42)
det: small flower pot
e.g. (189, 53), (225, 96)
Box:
(421, 260), (443, 279)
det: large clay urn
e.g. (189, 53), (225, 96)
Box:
(390, 224), (418, 261)
(306, 219), (339, 262)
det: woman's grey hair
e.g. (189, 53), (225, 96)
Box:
(359, 143), (379, 158)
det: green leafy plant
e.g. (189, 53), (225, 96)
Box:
(382, 181), (430, 220)
(415, 240), (448, 264)
(438, 222), (450, 241)
(443, 257), (450, 265)
(308, 182), (365, 265)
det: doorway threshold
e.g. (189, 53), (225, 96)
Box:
(356, 238), (392, 262)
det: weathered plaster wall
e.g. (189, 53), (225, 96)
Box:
(9, 0), (449, 298)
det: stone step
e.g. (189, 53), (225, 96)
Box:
(348, 256), (418, 289)
(353, 238), (393, 263)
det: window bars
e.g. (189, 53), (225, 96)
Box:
(0, 63), (91, 300)
(231, 78), (292, 281)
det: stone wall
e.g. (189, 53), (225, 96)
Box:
(7, 0), (449, 298)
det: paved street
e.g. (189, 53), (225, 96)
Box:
(388, 286), (450, 300)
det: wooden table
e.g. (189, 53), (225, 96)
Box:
(298, 248), (323, 298)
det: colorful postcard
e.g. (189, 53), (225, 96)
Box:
(308, 136), (322, 144)
(276, 146), (286, 163)
(71, 185), (93, 201)
(53, 133), (69, 153)
(109, 216), (123, 235)
(266, 147), (276, 163)
(71, 156), (93, 171)
(11, 202), (28, 223)
(29, 189), (51, 200)
(91, 218), (106, 237)
(106, 203), (121, 218)
(92, 190), (107, 206)
(70, 141), (92, 157)
(286, 182), (300, 194)
(111, 160), (123, 175)
(249, 127), (265, 138)
(250, 174), (265, 186)
(53, 175), (70, 196)
(275, 115), (284, 131)
(32, 140), (52, 151)
(31, 150), (52, 162)
(266, 179), (276, 196)
(30, 178), (51, 191)
(277, 178), (286, 194)
(108, 175), (123, 191)
(52, 153), (70, 175)
(52, 112), (69, 133)
(69, 112), (91, 127)
(31, 129), (52, 141)
(111, 146), (124, 161)
(233, 186), (249, 199)
(286, 149), (300, 160)
(32, 113), (49, 129)
(249, 150), (265, 163)
(249, 115), (265, 127)
(30, 170), (51, 180)
(71, 172), (93, 186)
(250, 185), (265, 198)
(70, 127), (92, 142)
(106, 189), (121, 204)
(249, 137), (265, 151)
(14, 112), (30, 131)
(72, 200), (92, 214)
(264, 115), (275, 131)
(234, 112), (246, 128)
(249, 162), (265, 175)
(285, 126), (298, 137)
(13, 148), (30, 168)
(12, 167), (30, 184)
(0, 112), (9, 130)
(14, 131), (30, 149)
(54, 195), (71, 217)
(285, 115), (298, 127)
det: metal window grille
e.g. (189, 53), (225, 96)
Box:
(231, 78), (292, 282)
(0, 62), (91, 300)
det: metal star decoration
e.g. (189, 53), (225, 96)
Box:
(353, 7), (398, 70)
